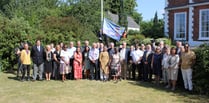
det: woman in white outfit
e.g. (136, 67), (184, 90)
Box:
(168, 47), (180, 91)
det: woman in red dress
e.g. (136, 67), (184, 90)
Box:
(73, 47), (83, 79)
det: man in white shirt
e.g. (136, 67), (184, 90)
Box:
(67, 41), (76, 80)
(131, 44), (144, 80)
(89, 43), (100, 80)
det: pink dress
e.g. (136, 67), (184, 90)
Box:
(73, 52), (83, 79)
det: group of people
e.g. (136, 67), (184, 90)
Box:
(16, 39), (196, 92)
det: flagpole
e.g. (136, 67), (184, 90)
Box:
(101, 0), (103, 29)
(101, 0), (108, 45)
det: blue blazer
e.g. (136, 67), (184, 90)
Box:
(31, 45), (45, 65)
(142, 51), (153, 64)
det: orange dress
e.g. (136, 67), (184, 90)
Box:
(73, 52), (83, 79)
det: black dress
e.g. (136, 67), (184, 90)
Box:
(153, 53), (163, 77)
(45, 52), (53, 73)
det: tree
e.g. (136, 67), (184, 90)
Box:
(131, 11), (143, 24)
(41, 16), (97, 43)
(119, 0), (128, 29)
(140, 12), (164, 38)
(153, 11), (158, 25)
(67, 0), (101, 33)
(0, 15), (36, 71)
(0, 0), (11, 13)
(2, 0), (61, 26)
(104, 0), (137, 15)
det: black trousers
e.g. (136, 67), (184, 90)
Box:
(69, 58), (74, 80)
(143, 63), (152, 81)
(132, 63), (142, 80)
(90, 60), (99, 80)
(177, 66), (184, 87)
(22, 65), (30, 79)
(53, 62), (60, 80)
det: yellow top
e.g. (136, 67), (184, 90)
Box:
(20, 50), (31, 65)
(181, 51), (196, 69)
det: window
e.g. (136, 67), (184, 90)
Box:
(199, 9), (209, 40)
(174, 12), (187, 40)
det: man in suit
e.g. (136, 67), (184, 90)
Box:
(127, 45), (134, 79)
(176, 41), (184, 87)
(108, 42), (115, 57)
(142, 44), (153, 82)
(119, 41), (129, 80)
(31, 40), (45, 81)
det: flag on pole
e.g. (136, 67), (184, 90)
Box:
(102, 18), (125, 41)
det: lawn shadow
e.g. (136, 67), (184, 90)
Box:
(128, 80), (209, 103)
(3, 68), (17, 75)
(7, 76), (20, 81)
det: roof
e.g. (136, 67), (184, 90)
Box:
(107, 11), (140, 29)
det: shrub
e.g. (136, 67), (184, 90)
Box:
(193, 44), (209, 95)
(156, 38), (172, 46)
(0, 16), (35, 71)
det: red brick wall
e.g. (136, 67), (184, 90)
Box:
(168, 0), (189, 7)
(193, 0), (209, 3)
(193, 5), (209, 41)
(168, 9), (189, 41)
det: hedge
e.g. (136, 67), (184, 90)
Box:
(193, 44), (209, 95)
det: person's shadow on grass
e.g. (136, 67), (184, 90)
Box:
(128, 81), (209, 103)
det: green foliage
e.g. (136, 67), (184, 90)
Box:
(193, 44), (209, 95)
(141, 38), (152, 45)
(104, 0), (137, 15)
(0, 16), (36, 70)
(156, 38), (172, 46)
(67, 0), (101, 33)
(126, 30), (145, 45)
(127, 30), (141, 35)
(131, 11), (143, 24)
(3, 0), (61, 26)
(140, 13), (164, 38)
(41, 16), (97, 44)
(104, 0), (141, 26)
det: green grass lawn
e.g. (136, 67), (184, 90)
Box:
(0, 72), (208, 103)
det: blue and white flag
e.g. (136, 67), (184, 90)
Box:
(103, 18), (125, 41)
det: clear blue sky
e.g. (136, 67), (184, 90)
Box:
(136, 0), (165, 21)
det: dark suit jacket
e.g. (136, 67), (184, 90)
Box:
(127, 50), (133, 62)
(31, 45), (45, 65)
(176, 47), (181, 56)
(142, 51), (153, 64)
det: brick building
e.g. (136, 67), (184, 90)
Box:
(164, 0), (209, 46)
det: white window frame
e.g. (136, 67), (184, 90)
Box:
(174, 12), (187, 40)
(199, 9), (209, 40)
